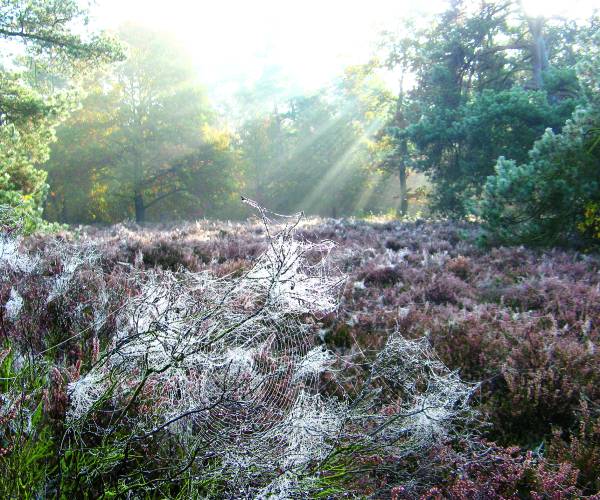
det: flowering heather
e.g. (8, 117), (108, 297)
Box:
(1, 211), (599, 497)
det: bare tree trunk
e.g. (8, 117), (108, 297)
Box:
(528, 16), (549, 89)
(134, 191), (145, 223)
(60, 198), (68, 224)
(398, 150), (408, 217)
(395, 81), (409, 217)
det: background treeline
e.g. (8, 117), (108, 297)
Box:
(42, 26), (399, 224)
(1, 0), (599, 248)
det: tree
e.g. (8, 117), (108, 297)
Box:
(42, 78), (121, 223)
(478, 30), (600, 248)
(376, 23), (419, 216)
(0, 0), (119, 64)
(0, 0), (120, 229)
(232, 70), (291, 211)
(413, 86), (577, 213)
(380, 0), (588, 215)
(45, 25), (236, 224)
(0, 75), (61, 227)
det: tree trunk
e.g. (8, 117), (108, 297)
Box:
(396, 121), (409, 216)
(60, 198), (68, 224)
(398, 159), (408, 217)
(528, 17), (549, 89)
(393, 72), (410, 217)
(134, 191), (145, 223)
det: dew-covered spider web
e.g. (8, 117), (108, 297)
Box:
(66, 198), (347, 482)
(56, 199), (476, 496)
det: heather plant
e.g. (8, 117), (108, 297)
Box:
(548, 401), (600, 495)
(63, 202), (347, 494)
(303, 217), (600, 494)
(422, 443), (584, 499)
(62, 202), (478, 496)
(1, 203), (481, 497)
(3, 206), (600, 496)
(0, 206), (132, 496)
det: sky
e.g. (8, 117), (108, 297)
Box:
(90, 0), (598, 102)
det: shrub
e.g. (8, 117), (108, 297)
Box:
(548, 401), (600, 495)
(423, 443), (582, 499)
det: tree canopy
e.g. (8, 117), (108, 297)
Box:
(478, 28), (600, 248)
(377, 0), (592, 215)
(0, 0), (121, 229)
(45, 25), (236, 223)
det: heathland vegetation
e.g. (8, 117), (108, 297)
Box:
(1, 0), (599, 497)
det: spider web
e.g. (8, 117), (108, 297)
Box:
(67, 198), (346, 478)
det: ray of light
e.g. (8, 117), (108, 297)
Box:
(285, 97), (362, 160)
(352, 174), (386, 215)
(298, 117), (386, 214)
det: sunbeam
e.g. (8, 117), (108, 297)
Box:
(298, 117), (386, 215)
